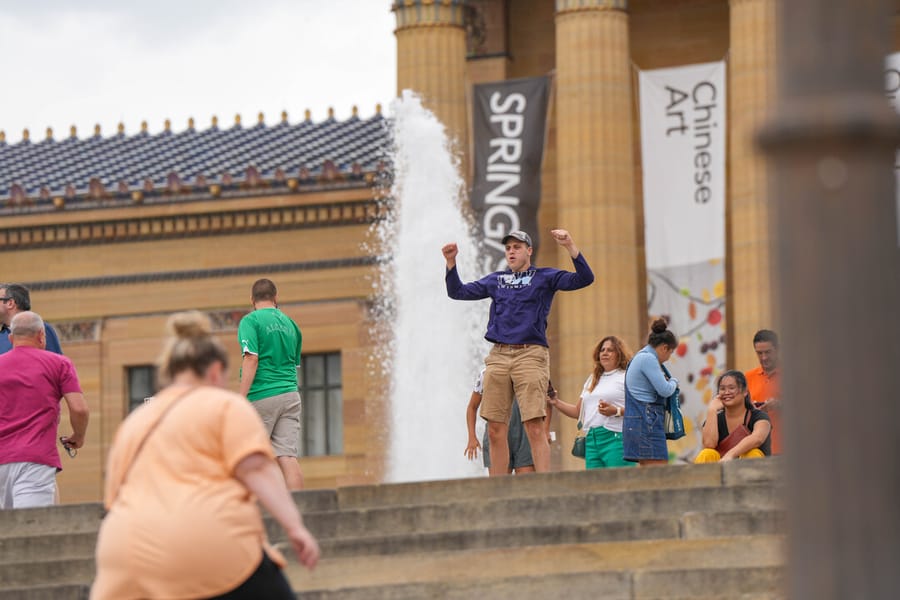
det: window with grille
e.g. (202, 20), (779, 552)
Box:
(126, 365), (157, 413)
(299, 352), (343, 456)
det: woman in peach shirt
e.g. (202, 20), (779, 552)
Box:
(91, 312), (319, 599)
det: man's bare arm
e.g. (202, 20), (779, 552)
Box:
(239, 353), (259, 398)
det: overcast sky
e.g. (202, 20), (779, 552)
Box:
(0, 0), (396, 143)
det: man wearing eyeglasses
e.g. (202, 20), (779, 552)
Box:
(0, 311), (89, 509)
(0, 284), (63, 355)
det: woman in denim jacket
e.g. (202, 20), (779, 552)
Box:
(622, 318), (678, 466)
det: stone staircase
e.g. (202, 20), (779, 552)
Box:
(0, 459), (785, 599)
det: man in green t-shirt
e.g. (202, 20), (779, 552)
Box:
(238, 278), (304, 489)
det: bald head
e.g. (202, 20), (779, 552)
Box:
(9, 311), (46, 349)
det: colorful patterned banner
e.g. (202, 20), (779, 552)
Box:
(639, 61), (727, 460)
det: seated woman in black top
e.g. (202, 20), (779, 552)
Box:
(695, 370), (772, 462)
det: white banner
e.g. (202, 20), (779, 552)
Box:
(884, 52), (900, 244)
(639, 62), (726, 270)
(639, 61), (727, 461)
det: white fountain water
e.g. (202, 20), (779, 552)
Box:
(372, 91), (491, 483)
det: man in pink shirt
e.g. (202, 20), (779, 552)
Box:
(0, 311), (89, 509)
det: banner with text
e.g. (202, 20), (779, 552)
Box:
(471, 76), (550, 274)
(884, 52), (900, 244)
(639, 61), (727, 461)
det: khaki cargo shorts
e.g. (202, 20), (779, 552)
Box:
(252, 391), (302, 457)
(480, 344), (549, 423)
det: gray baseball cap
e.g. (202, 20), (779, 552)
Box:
(501, 230), (532, 247)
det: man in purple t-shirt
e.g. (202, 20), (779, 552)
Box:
(443, 228), (594, 474)
(0, 312), (89, 509)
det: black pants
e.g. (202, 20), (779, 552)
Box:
(208, 552), (294, 600)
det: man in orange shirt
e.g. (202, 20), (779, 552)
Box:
(745, 329), (782, 454)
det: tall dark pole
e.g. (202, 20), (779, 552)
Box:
(760, 1), (900, 598)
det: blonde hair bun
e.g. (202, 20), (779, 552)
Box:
(167, 311), (213, 339)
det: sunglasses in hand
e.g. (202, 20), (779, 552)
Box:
(59, 437), (77, 458)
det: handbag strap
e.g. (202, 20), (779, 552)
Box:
(120, 386), (197, 485)
(576, 396), (585, 431)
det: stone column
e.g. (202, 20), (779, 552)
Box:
(760, 0), (900, 597)
(727, 0), (778, 370)
(393, 0), (470, 176)
(555, 0), (642, 467)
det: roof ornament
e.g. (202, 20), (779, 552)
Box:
(321, 159), (341, 182)
(164, 119), (171, 132)
(9, 183), (26, 206)
(281, 110), (288, 124)
(211, 115), (219, 128)
(188, 117), (195, 130)
(88, 177), (106, 200)
(93, 124), (101, 137)
(327, 107), (335, 119)
(70, 125), (77, 138)
(140, 121), (148, 133)
(0, 130), (5, 143)
(304, 109), (311, 122)
(246, 165), (261, 187)
(131, 190), (144, 204)
(166, 172), (182, 193)
(257, 112), (265, 125)
(53, 196), (65, 210)
(46, 127), (53, 141)
(117, 122), (125, 135)
(352, 105), (358, 117)
(234, 113), (242, 127)
(22, 128), (30, 142)
(376, 103), (382, 115)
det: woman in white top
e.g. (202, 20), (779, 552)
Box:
(549, 336), (634, 469)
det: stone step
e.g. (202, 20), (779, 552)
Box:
(0, 531), (97, 564)
(273, 483), (780, 542)
(0, 489), (336, 540)
(0, 558), (93, 590)
(295, 508), (786, 559)
(0, 585), (89, 600)
(291, 567), (785, 600)
(284, 534), (785, 598)
(0, 507), (784, 573)
(331, 460), (780, 510)
(0, 504), (104, 539)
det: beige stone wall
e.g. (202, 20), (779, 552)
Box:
(4, 185), (383, 502)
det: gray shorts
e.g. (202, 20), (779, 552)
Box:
(482, 401), (534, 470)
(252, 391), (302, 457)
(0, 462), (57, 509)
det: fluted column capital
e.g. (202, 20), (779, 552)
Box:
(393, 0), (469, 30)
(555, 0), (627, 15)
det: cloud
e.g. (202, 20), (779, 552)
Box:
(0, 1), (396, 142)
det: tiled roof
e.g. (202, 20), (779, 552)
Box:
(0, 110), (389, 208)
